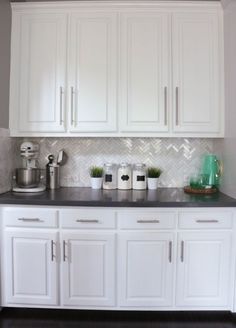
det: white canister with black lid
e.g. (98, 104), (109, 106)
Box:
(132, 163), (146, 190)
(118, 163), (132, 190)
(103, 163), (117, 189)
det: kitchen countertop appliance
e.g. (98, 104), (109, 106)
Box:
(46, 154), (60, 190)
(45, 150), (68, 189)
(12, 142), (46, 193)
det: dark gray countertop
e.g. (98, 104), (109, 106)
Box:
(0, 187), (235, 207)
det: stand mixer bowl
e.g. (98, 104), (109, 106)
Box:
(15, 168), (41, 188)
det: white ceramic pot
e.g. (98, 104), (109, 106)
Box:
(147, 177), (158, 190)
(90, 177), (103, 189)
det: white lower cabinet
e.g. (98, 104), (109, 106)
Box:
(118, 232), (174, 307)
(176, 231), (232, 308)
(4, 230), (58, 305)
(1, 207), (235, 311)
(61, 232), (115, 307)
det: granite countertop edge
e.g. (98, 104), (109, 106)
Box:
(0, 187), (235, 208)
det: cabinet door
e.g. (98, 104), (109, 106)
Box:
(120, 12), (170, 132)
(10, 12), (67, 134)
(118, 232), (174, 307)
(172, 12), (222, 134)
(68, 12), (117, 132)
(176, 232), (231, 308)
(4, 230), (58, 305)
(61, 232), (115, 306)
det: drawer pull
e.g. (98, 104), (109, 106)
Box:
(175, 86), (179, 126)
(169, 241), (172, 263)
(195, 219), (219, 223)
(18, 218), (43, 222)
(63, 240), (67, 262)
(137, 220), (160, 224)
(181, 241), (184, 262)
(164, 86), (168, 126)
(51, 240), (55, 262)
(60, 86), (64, 125)
(76, 219), (99, 223)
(71, 86), (75, 126)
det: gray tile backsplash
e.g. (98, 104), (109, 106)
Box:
(0, 129), (14, 194)
(15, 137), (214, 188)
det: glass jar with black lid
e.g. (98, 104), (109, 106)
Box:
(132, 163), (146, 190)
(103, 163), (117, 189)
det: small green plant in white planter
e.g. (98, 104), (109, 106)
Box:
(147, 167), (162, 190)
(90, 166), (104, 189)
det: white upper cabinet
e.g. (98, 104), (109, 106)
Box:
(68, 12), (117, 132)
(120, 12), (170, 132)
(172, 11), (223, 134)
(9, 2), (224, 137)
(10, 11), (67, 133)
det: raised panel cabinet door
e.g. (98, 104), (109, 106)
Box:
(118, 232), (174, 307)
(172, 12), (223, 134)
(176, 232), (231, 308)
(68, 12), (117, 132)
(10, 12), (67, 133)
(4, 230), (58, 305)
(120, 12), (170, 132)
(61, 232), (115, 306)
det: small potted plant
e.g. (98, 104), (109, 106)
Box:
(90, 166), (104, 189)
(147, 167), (162, 190)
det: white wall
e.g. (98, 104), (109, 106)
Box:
(217, 0), (236, 197)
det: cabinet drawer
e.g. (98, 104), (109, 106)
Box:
(118, 211), (176, 229)
(3, 207), (58, 228)
(178, 211), (233, 229)
(60, 209), (116, 229)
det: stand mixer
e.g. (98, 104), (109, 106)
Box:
(12, 142), (46, 193)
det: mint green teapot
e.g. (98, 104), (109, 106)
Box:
(201, 155), (223, 187)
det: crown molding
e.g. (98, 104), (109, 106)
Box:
(11, 0), (222, 10)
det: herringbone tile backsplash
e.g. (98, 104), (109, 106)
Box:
(0, 129), (15, 193)
(15, 138), (214, 187)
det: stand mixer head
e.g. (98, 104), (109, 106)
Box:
(20, 141), (39, 168)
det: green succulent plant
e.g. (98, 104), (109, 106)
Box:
(90, 166), (104, 178)
(147, 167), (162, 178)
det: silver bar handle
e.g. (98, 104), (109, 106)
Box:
(51, 240), (55, 262)
(181, 240), (184, 262)
(71, 86), (75, 126)
(175, 87), (179, 126)
(169, 241), (172, 263)
(63, 240), (66, 262)
(196, 219), (219, 223)
(18, 218), (42, 222)
(76, 219), (99, 223)
(60, 86), (64, 125)
(164, 86), (168, 126)
(137, 220), (160, 224)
